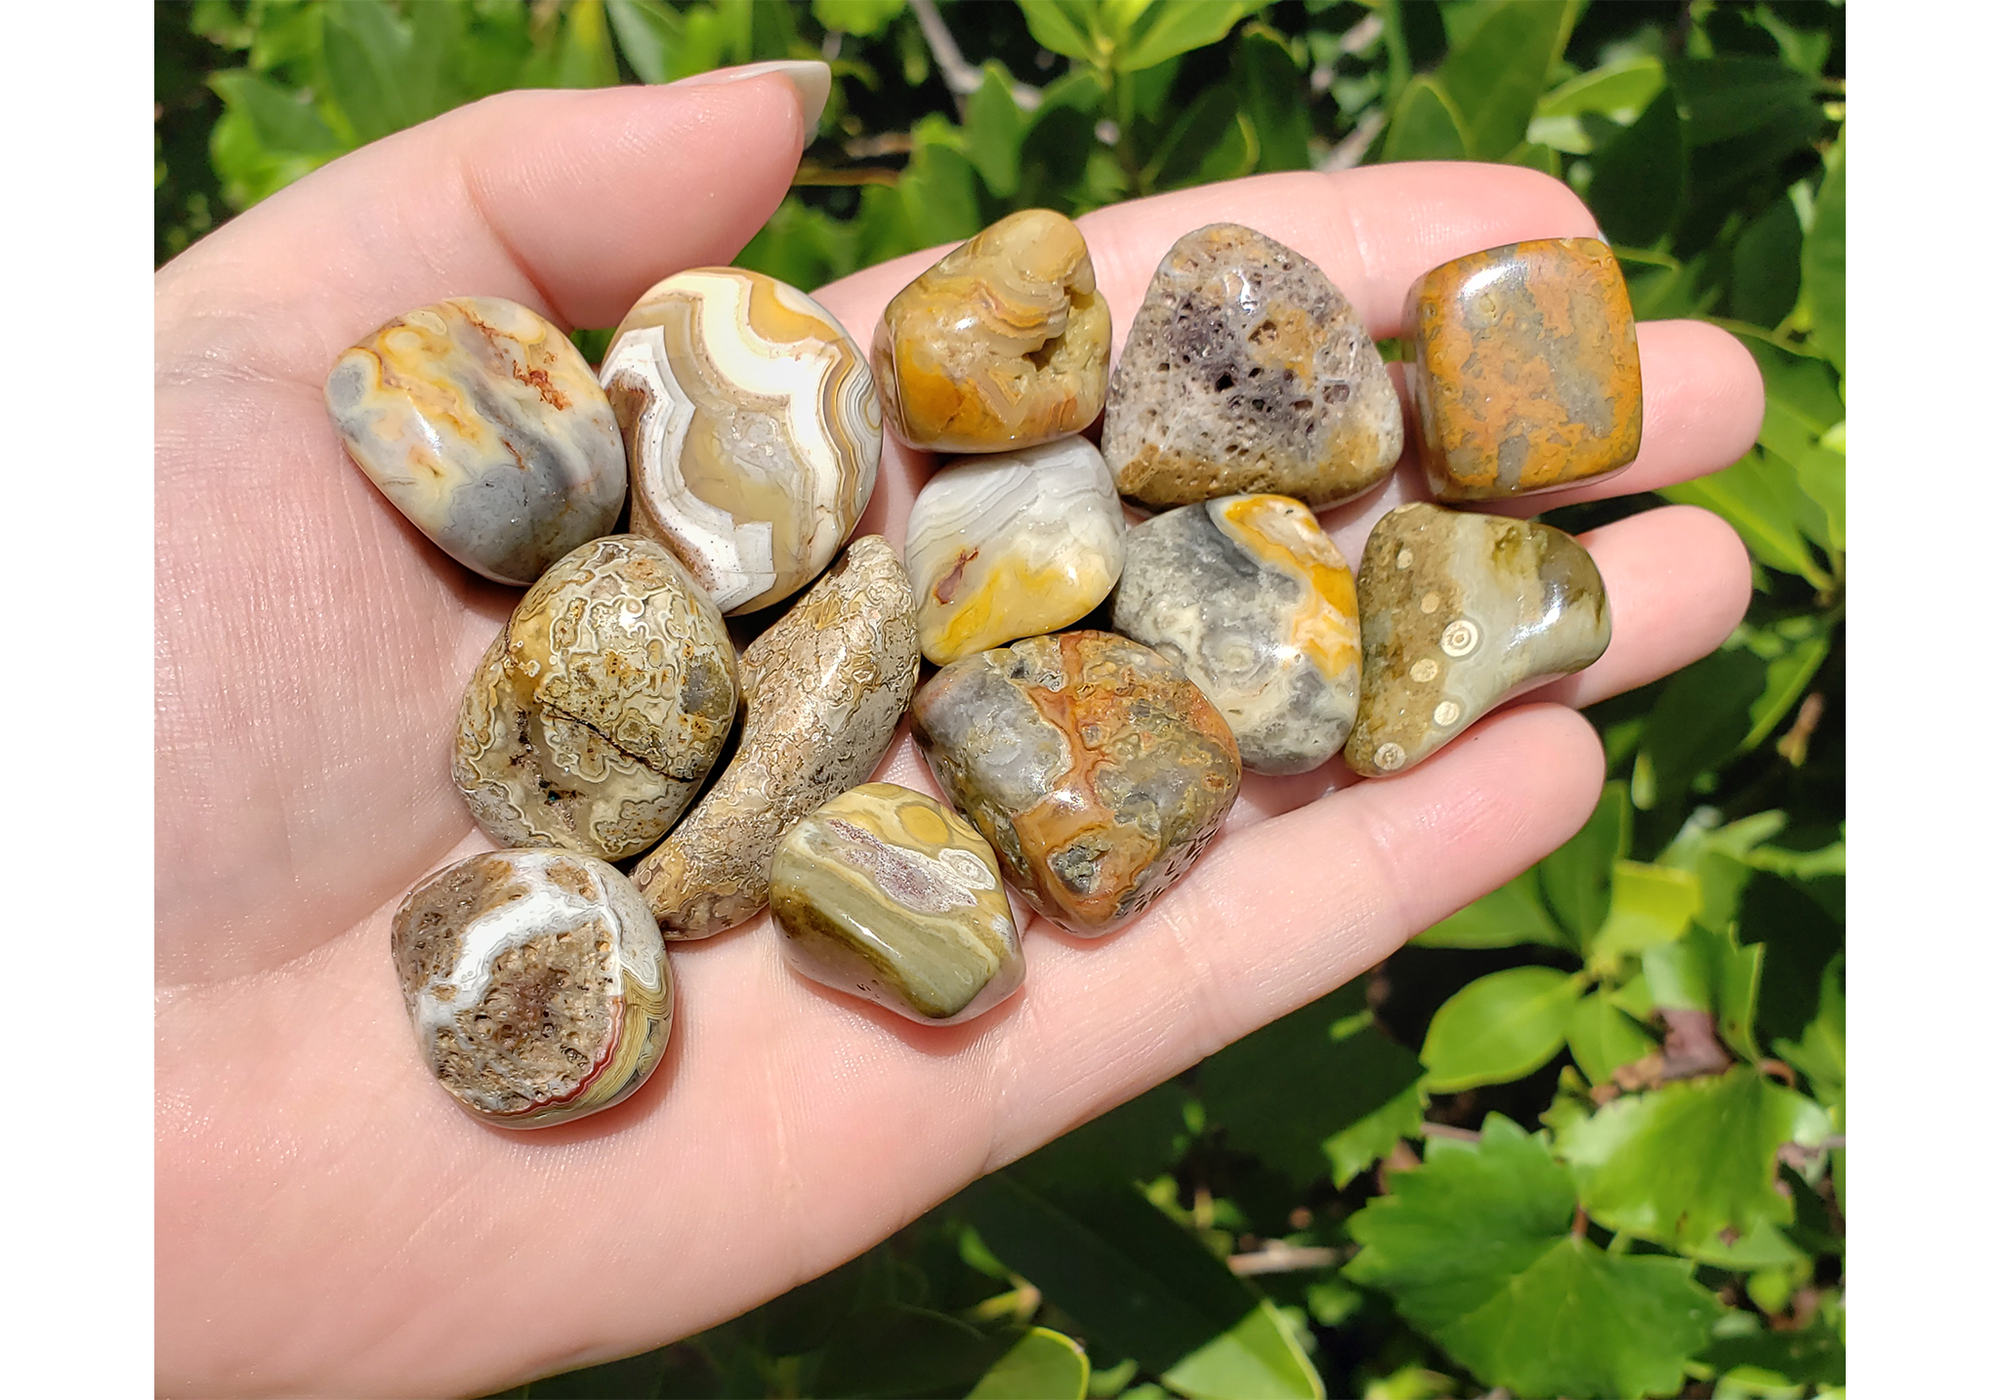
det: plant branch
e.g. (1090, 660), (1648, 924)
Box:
(908, 0), (1041, 109)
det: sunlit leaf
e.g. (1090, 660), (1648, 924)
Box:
(1422, 967), (1581, 1092)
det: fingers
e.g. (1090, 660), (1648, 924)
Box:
(156, 70), (817, 381)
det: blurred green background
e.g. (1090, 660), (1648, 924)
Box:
(155, 3), (1845, 1396)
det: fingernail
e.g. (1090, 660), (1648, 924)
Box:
(673, 60), (831, 135)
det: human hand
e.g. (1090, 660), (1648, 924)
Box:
(155, 64), (1760, 1398)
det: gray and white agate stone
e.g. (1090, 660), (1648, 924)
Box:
(1113, 493), (1361, 775)
(325, 296), (626, 585)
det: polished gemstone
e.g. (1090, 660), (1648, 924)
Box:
(1406, 237), (1642, 500)
(910, 631), (1240, 937)
(630, 536), (920, 939)
(1102, 224), (1402, 510)
(872, 209), (1111, 453)
(453, 536), (738, 861)
(392, 849), (672, 1129)
(1113, 494), (1360, 775)
(905, 438), (1125, 667)
(325, 296), (625, 585)
(770, 783), (1024, 1025)
(1345, 503), (1611, 777)
(600, 267), (881, 614)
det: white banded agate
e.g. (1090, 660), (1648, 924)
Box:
(600, 268), (881, 614)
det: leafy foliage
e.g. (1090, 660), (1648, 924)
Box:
(156, 3), (1846, 1395)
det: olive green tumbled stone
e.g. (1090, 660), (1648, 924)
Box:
(769, 783), (1024, 1025)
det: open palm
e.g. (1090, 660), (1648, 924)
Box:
(155, 71), (1761, 1399)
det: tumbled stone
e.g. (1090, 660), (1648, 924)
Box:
(326, 296), (626, 585)
(1113, 494), (1360, 776)
(453, 535), (738, 861)
(631, 536), (920, 939)
(770, 783), (1024, 1025)
(1102, 224), (1402, 511)
(392, 849), (672, 1129)
(1405, 237), (1642, 501)
(1344, 503), (1611, 777)
(910, 631), (1240, 937)
(905, 438), (1125, 667)
(600, 267), (881, 614)
(872, 209), (1111, 453)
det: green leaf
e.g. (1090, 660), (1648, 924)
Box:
(1434, 0), (1578, 161)
(1146, 87), (1257, 191)
(1659, 808), (1789, 935)
(1566, 991), (1656, 1086)
(321, 0), (451, 145)
(1538, 781), (1629, 947)
(1661, 449), (1832, 588)
(813, 0), (907, 38)
(1118, 1), (1257, 74)
(1737, 614), (1832, 752)
(815, 1306), (1012, 1399)
(1421, 967), (1582, 1092)
(1774, 961), (1844, 1110)
(1378, 76), (1466, 163)
(1586, 861), (1703, 968)
(961, 1177), (1323, 1400)
(1325, 1079), (1428, 1188)
(1016, 0), (1100, 63)
(965, 1327), (1089, 1400)
(1346, 1116), (1723, 1398)
(206, 69), (342, 155)
(606, 0), (685, 84)
(1531, 56), (1666, 155)
(1503, 141), (1561, 177)
(1554, 1065), (1829, 1250)
(964, 63), (1029, 196)
(735, 196), (862, 290)
(1801, 128), (1845, 373)
(1729, 198), (1803, 329)
(1587, 88), (1685, 247)
(1010, 1080), (1193, 1195)
(1235, 27), (1311, 172)
(1668, 55), (1818, 147)
(550, 0), (620, 90)
(1200, 983), (1425, 1188)
(1412, 872), (1567, 951)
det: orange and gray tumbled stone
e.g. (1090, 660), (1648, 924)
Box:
(1344, 503), (1610, 777)
(1102, 224), (1402, 510)
(770, 783), (1024, 1025)
(453, 535), (738, 862)
(630, 535), (921, 940)
(1405, 237), (1642, 501)
(1113, 494), (1360, 776)
(325, 296), (626, 585)
(872, 209), (1112, 453)
(392, 849), (672, 1129)
(910, 631), (1241, 937)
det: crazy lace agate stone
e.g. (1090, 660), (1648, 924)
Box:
(905, 438), (1125, 667)
(873, 209), (1112, 453)
(1102, 224), (1402, 510)
(392, 850), (672, 1129)
(1114, 494), (1360, 776)
(1406, 237), (1642, 501)
(600, 267), (881, 614)
(910, 631), (1240, 937)
(770, 783), (1024, 1025)
(631, 536), (920, 940)
(326, 296), (626, 585)
(1345, 503), (1611, 777)
(453, 535), (738, 861)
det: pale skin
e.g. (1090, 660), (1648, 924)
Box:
(156, 70), (1763, 1399)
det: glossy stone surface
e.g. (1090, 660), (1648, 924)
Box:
(1102, 224), (1402, 511)
(453, 535), (738, 861)
(392, 850), (672, 1129)
(325, 296), (625, 585)
(600, 267), (881, 614)
(770, 783), (1024, 1025)
(910, 631), (1240, 937)
(1345, 503), (1611, 777)
(1406, 237), (1642, 501)
(872, 209), (1111, 453)
(631, 536), (920, 939)
(905, 438), (1125, 667)
(1113, 494), (1360, 776)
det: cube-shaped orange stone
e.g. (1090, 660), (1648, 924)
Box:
(1405, 237), (1642, 501)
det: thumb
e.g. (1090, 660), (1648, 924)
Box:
(159, 60), (826, 368)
